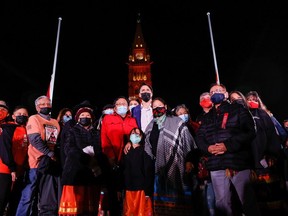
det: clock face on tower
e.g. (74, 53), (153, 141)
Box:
(135, 52), (144, 60)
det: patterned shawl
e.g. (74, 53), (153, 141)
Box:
(145, 115), (195, 190)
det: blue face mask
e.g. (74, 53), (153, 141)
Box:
(116, 105), (128, 115)
(179, 114), (189, 123)
(103, 109), (114, 115)
(211, 93), (225, 104)
(130, 133), (141, 144)
(63, 115), (72, 123)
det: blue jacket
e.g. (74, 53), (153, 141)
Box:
(131, 104), (142, 129)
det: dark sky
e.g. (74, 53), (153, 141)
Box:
(0, 1), (287, 122)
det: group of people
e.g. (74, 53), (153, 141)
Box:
(0, 82), (287, 216)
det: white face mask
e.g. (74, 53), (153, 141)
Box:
(129, 105), (137, 111)
(103, 109), (114, 115)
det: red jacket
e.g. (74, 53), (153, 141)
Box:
(0, 123), (28, 175)
(101, 113), (137, 162)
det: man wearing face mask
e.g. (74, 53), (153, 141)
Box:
(131, 83), (153, 132)
(101, 96), (137, 216)
(0, 105), (30, 216)
(0, 100), (14, 215)
(16, 95), (61, 216)
(195, 83), (261, 216)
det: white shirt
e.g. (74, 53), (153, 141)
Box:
(141, 105), (153, 132)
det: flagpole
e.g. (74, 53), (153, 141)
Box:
(48, 17), (62, 104)
(207, 12), (220, 85)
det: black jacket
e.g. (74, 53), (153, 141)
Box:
(0, 123), (17, 172)
(195, 101), (256, 171)
(61, 123), (104, 185)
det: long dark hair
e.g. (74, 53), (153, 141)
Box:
(129, 127), (145, 146)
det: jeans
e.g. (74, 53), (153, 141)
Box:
(210, 169), (260, 216)
(206, 181), (216, 216)
(16, 168), (39, 216)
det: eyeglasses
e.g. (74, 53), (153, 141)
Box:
(210, 89), (225, 95)
(115, 103), (127, 106)
(38, 103), (52, 106)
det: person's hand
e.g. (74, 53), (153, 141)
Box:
(185, 162), (194, 173)
(124, 142), (132, 154)
(108, 158), (116, 167)
(117, 191), (122, 201)
(208, 145), (217, 154)
(82, 145), (95, 156)
(213, 143), (226, 155)
(208, 143), (227, 155)
(50, 155), (57, 161)
(11, 172), (17, 182)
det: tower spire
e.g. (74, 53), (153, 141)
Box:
(127, 14), (153, 98)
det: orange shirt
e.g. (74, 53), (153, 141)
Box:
(27, 114), (60, 168)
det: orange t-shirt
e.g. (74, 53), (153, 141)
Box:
(26, 114), (60, 168)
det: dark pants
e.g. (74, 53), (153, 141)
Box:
(0, 173), (12, 215)
(16, 167), (61, 216)
(5, 175), (26, 216)
(38, 173), (61, 215)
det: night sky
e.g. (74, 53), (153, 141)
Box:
(0, 1), (287, 122)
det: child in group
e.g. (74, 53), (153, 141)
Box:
(122, 127), (153, 216)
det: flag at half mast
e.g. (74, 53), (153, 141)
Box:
(46, 17), (62, 104)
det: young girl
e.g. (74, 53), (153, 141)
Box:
(122, 127), (153, 216)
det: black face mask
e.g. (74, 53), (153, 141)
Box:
(16, 115), (28, 125)
(79, 117), (92, 126)
(141, 92), (151, 102)
(232, 99), (245, 107)
(39, 107), (52, 115)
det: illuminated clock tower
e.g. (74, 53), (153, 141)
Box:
(127, 14), (153, 99)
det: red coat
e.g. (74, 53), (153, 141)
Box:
(101, 113), (137, 162)
(0, 123), (28, 175)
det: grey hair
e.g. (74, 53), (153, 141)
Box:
(199, 92), (210, 101)
(174, 104), (189, 114)
(35, 95), (51, 107)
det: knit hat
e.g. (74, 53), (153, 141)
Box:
(75, 107), (94, 122)
(102, 104), (114, 111)
(73, 100), (96, 113)
(0, 100), (9, 110)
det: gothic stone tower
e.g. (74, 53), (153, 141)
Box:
(127, 14), (153, 99)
